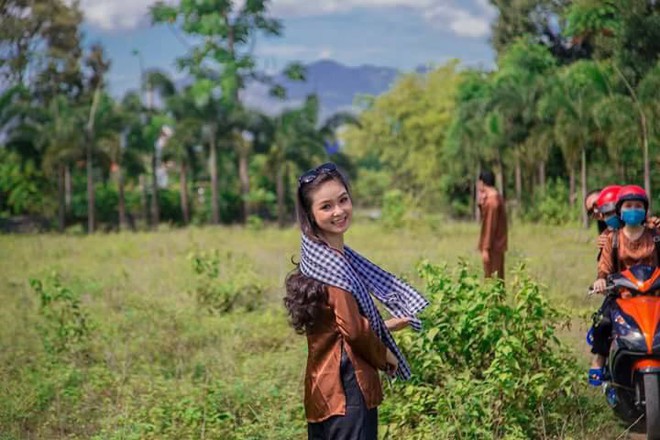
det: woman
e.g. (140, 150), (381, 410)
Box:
(284, 163), (428, 439)
(589, 185), (659, 386)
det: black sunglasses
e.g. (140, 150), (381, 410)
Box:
(298, 162), (337, 186)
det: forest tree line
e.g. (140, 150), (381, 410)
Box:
(1, 0), (660, 231)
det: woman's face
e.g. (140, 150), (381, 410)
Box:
(310, 179), (352, 238)
(621, 200), (645, 211)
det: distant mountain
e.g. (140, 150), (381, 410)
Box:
(242, 59), (401, 120)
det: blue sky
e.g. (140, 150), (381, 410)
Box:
(79, 0), (497, 97)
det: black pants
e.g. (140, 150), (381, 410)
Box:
(592, 296), (615, 356)
(308, 348), (378, 440)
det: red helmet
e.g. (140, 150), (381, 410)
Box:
(616, 185), (648, 213)
(596, 185), (621, 215)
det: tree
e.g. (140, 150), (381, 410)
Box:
(151, 0), (303, 224)
(488, 0), (590, 62)
(344, 62), (462, 208)
(540, 60), (609, 226)
(82, 44), (111, 233)
(490, 39), (557, 205)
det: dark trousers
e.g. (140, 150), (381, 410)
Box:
(591, 296), (615, 356)
(308, 348), (378, 440)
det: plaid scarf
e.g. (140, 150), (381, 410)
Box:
(299, 234), (429, 380)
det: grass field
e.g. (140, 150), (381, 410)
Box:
(0, 220), (639, 439)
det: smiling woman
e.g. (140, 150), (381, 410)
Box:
(283, 162), (429, 440)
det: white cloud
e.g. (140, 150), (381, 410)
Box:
(79, 0), (495, 39)
(255, 44), (334, 62)
(78, 0), (160, 30)
(423, 4), (493, 38)
(318, 48), (333, 60)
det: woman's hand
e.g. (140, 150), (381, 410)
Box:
(385, 317), (412, 332)
(592, 278), (607, 294)
(385, 348), (398, 376)
(597, 234), (608, 250)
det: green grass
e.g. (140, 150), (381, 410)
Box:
(0, 221), (632, 438)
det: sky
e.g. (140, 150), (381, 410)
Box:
(78, 0), (498, 97)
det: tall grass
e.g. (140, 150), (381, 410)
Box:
(0, 221), (622, 438)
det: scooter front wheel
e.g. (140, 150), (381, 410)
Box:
(643, 373), (660, 440)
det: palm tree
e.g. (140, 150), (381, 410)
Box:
(39, 95), (81, 231)
(82, 43), (111, 233)
(165, 116), (201, 225)
(541, 61), (609, 226)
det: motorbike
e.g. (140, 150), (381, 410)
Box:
(588, 264), (660, 439)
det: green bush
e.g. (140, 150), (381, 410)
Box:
(188, 250), (265, 313)
(30, 272), (93, 360)
(381, 261), (593, 439)
(353, 168), (391, 208)
(0, 150), (52, 216)
(522, 179), (578, 226)
(381, 189), (407, 229)
(246, 214), (264, 231)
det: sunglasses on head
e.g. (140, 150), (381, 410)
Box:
(298, 162), (337, 186)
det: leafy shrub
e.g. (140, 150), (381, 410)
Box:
(381, 189), (407, 229)
(522, 179), (578, 225)
(30, 272), (93, 360)
(353, 168), (391, 208)
(188, 250), (265, 313)
(382, 261), (590, 439)
(0, 150), (52, 216)
(246, 214), (264, 231)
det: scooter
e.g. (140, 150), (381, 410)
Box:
(589, 264), (660, 439)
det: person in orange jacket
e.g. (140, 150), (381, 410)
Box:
(589, 185), (660, 386)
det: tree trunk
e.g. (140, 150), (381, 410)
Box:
(495, 156), (504, 197)
(613, 64), (651, 208)
(209, 126), (220, 225)
(65, 165), (72, 215)
(569, 167), (576, 209)
(86, 132), (95, 234)
(474, 164), (481, 222)
(581, 147), (588, 228)
(151, 141), (160, 228)
(118, 163), (127, 231)
(538, 161), (546, 193)
(85, 85), (102, 234)
(58, 165), (65, 232)
(140, 174), (149, 227)
(284, 163), (291, 220)
(180, 163), (190, 225)
(642, 112), (651, 209)
(276, 163), (286, 228)
(514, 153), (522, 206)
(239, 150), (250, 222)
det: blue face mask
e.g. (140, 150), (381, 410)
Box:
(621, 208), (646, 226)
(604, 215), (621, 229)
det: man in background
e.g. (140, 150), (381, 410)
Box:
(477, 171), (508, 280)
(584, 189), (607, 234)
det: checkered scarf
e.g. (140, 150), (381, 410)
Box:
(299, 234), (429, 380)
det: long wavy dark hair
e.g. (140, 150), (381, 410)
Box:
(283, 164), (351, 334)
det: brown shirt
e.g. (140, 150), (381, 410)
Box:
(598, 228), (659, 279)
(304, 286), (388, 423)
(478, 191), (508, 253)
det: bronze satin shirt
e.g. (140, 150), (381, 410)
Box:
(304, 285), (388, 423)
(478, 191), (508, 253)
(598, 228), (659, 279)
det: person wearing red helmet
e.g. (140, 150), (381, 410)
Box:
(584, 188), (608, 234)
(588, 185), (660, 386)
(595, 185), (622, 230)
(593, 185), (622, 253)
